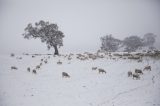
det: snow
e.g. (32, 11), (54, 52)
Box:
(0, 53), (160, 106)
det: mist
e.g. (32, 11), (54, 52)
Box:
(0, 0), (160, 54)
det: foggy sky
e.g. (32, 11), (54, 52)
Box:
(0, 0), (160, 54)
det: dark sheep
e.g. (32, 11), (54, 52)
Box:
(128, 71), (132, 77)
(11, 66), (18, 70)
(32, 69), (37, 74)
(36, 65), (40, 69)
(135, 69), (143, 74)
(57, 60), (62, 65)
(98, 68), (106, 74)
(32, 56), (35, 58)
(44, 60), (48, 64)
(143, 66), (151, 71)
(62, 72), (70, 78)
(132, 73), (140, 80)
(92, 67), (97, 70)
(40, 63), (43, 66)
(27, 67), (30, 72)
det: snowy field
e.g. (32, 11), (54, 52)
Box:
(0, 52), (160, 106)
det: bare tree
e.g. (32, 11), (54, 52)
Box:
(22, 20), (65, 55)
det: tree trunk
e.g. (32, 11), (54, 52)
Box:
(53, 45), (59, 55)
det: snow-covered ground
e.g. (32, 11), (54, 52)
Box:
(0, 53), (160, 106)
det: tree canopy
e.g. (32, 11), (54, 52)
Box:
(143, 33), (156, 47)
(123, 35), (143, 52)
(100, 33), (157, 52)
(101, 34), (122, 52)
(22, 20), (65, 55)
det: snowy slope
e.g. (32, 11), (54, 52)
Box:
(0, 53), (160, 106)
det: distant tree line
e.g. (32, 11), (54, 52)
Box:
(22, 20), (157, 54)
(100, 33), (156, 52)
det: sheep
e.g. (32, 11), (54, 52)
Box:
(113, 53), (122, 57)
(32, 69), (37, 74)
(123, 53), (131, 56)
(135, 69), (143, 74)
(10, 53), (15, 57)
(76, 54), (88, 61)
(68, 53), (74, 60)
(98, 68), (106, 74)
(97, 55), (104, 58)
(128, 56), (140, 60)
(64, 55), (68, 58)
(44, 60), (48, 64)
(36, 65), (40, 69)
(143, 65), (151, 71)
(27, 67), (30, 72)
(68, 57), (72, 60)
(132, 73), (140, 80)
(62, 72), (70, 78)
(41, 59), (43, 61)
(92, 67), (97, 70)
(57, 60), (62, 65)
(128, 71), (132, 77)
(11, 66), (18, 70)
(32, 55), (35, 58)
(90, 56), (96, 60)
(80, 57), (87, 61)
(88, 54), (97, 60)
(24, 53), (29, 55)
(40, 63), (43, 66)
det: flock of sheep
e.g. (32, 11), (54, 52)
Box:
(128, 65), (152, 80)
(10, 50), (159, 79)
(27, 56), (50, 74)
(62, 67), (107, 78)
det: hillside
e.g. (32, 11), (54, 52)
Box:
(0, 52), (160, 106)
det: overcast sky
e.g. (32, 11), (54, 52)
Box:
(0, 0), (160, 54)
